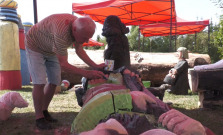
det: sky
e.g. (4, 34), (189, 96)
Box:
(16, 0), (222, 40)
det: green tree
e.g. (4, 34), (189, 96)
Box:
(147, 36), (170, 52)
(128, 26), (140, 51)
(141, 36), (151, 52)
(97, 35), (107, 50)
(212, 16), (223, 61)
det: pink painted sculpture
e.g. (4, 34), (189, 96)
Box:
(0, 92), (28, 121)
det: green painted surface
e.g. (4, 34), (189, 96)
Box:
(142, 81), (151, 88)
(71, 89), (134, 134)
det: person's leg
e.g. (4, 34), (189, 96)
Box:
(42, 55), (61, 122)
(42, 83), (57, 110)
(42, 83), (58, 122)
(26, 48), (52, 129)
(32, 84), (45, 119)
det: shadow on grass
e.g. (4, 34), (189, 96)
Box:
(172, 106), (223, 135)
(0, 111), (79, 135)
(57, 91), (70, 95)
(16, 86), (70, 95)
(19, 87), (33, 92)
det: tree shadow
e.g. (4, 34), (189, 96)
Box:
(16, 86), (33, 92)
(0, 111), (79, 135)
(172, 106), (223, 135)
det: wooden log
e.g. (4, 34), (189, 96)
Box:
(189, 69), (223, 92)
(188, 69), (199, 93)
(63, 49), (211, 86)
(189, 69), (223, 108)
(198, 91), (204, 108)
(197, 69), (223, 91)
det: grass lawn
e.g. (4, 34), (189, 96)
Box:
(0, 86), (222, 135)
(0, 86), (81, 135)
(163, 92), (223, 135)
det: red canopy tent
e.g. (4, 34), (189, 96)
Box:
(140, 17), (210, 51)
(72, 0), (176, 26)
(83, 39), (104, 47)
(140, 17), (209, 37)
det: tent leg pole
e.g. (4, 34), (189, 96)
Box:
(208, 24), (210, 54)
(169, 0), (173, 52)
(195, 32), (197, 51)
(142, 36), (144, 51)
(175, 35), (177, 51)
(150, 38), (152, 52)
(138, 27), (141, 51)
(33, 0), (38, 24)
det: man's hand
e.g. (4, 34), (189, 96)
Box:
(130, 91), (156, 112)
(95, 63), (106, 70)
(171, 69), (177, 75)
(85, 70), (105, 79)
(158, 109), (206, 135)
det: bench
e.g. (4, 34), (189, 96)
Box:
(188, 68), (223, 108)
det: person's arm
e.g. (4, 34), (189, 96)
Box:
(56, 54), (104, 79)
(159, 109), (207, 135)
(75, 43), (105, 70)
(173, 60), (188, 75)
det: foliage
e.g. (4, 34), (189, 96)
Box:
(140, 36), (150, 52)
(175, 20), (222, 63)
(128, 25), (141, 51)
(177, 35), (195, 51)
(128, 26), (171, 52)
(177, 33), (209, 54)
(96, 34), (107, 50)
(149, 36), (170, 52)
(210, 0), (223, 8)
(212, 16), (223, 61)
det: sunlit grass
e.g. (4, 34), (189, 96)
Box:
(163, 91), (199, 109)
(0, 86), (81, 135)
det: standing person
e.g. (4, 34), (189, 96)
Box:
(164, 47), (189, 95)
(25, 14), (105, 130)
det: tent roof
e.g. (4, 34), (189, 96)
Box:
(140, 17), (209, 37)
(72, 0), (176, 26)
(82, 39), (104, 47)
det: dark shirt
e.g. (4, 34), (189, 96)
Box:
(170, 59), (189, 95)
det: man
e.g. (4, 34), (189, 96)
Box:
(25, 14), (105, 130)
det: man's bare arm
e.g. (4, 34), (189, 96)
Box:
(75, 44), (104, 70)
(56, 54), (104, 79)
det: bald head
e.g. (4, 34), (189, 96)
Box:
(72, 16), (96, 44)
(74, 16), (96, 33)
